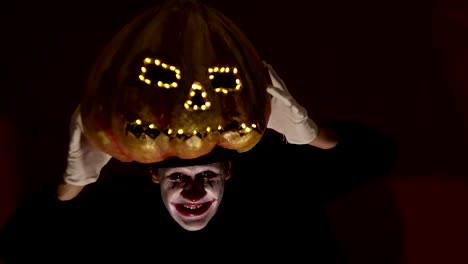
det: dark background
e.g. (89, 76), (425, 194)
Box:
(1, 0), (467, 263)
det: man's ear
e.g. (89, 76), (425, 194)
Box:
(225, 160), (232, 181)
(149, 167), (160, 184)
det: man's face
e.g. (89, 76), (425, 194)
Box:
(152, 162), (230, 231)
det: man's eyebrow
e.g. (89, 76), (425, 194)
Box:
(161, 168), (184, 175)
(196, 169), (221, 175)
(162, 165), (221, 175)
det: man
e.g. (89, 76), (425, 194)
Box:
(150, 147), (235, 231)
(0, 64), (397, 263)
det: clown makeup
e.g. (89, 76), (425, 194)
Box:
(152, 162), (230, 231)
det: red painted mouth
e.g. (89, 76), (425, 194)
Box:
(173, 200), (214, 217)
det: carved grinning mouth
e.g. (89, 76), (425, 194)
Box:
(125, 119), (260, 140)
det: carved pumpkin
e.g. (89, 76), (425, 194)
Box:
(80, 0), (270, 163)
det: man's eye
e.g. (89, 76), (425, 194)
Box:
(168, 173), (185, 182)
(198, 171), (219, 181)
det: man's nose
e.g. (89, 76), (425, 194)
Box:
(181, 179), (207, 202)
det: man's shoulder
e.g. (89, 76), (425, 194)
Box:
(237, 131), (321, 160)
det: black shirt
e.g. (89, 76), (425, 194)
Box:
(0, 121), (398, 263)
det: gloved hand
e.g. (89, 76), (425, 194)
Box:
(58, 105), (112, 201)
(264, 62), (319, 145)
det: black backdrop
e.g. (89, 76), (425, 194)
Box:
(1, 0), (467, 263)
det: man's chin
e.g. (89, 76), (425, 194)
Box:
(180, 222), (209, 231)
(173, 210), (216, 231)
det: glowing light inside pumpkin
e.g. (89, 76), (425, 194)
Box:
(139, 57), (181, 88)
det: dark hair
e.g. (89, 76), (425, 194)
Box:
(149, 146), (237, 169)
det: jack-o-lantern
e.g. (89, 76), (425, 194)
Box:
(80, 0), (270, 163)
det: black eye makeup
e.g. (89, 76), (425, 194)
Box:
(163, 170), (221, 184)
(167, 172), (185, 182)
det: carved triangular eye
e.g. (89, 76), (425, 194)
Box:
(208, 66), (242, 94)
(139, 57), (181, 88)
(184, 81), (211, 111)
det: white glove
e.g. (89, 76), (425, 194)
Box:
(264, 62), (318, 145)
(63, 105), (112, 186)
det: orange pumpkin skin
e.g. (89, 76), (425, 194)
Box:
(81, 0), (270, 163)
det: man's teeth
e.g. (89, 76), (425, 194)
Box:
(183, 204), (203, 209)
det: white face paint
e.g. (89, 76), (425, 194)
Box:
(154, 162), (230, 231)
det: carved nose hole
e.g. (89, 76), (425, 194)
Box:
(191, 91), (205, 106)
(184, 81), (211, 111)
